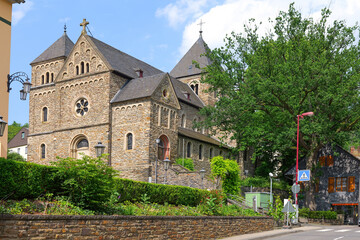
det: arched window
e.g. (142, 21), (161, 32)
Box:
(181, 114), (186, 128)
(127, 133), (133, 150)
(187, 142), (192, 158)
(42, 107), (48, 122)
(210, 148), (213, 159)
(191, 83), (199, 95)
(71, 136), (89, 159)
(81, 62), (85, 74)
(41, 144), (46, 159)
(157, 135), (170, 160)
(51, 73), (54, 82)
(41, 75), (44, 84)
(86, 63), (90, 73)
(46, 72), (49, 83)
(193, 118), (198, 132)
(219, 150), (223, 156)
(199, 145), (203, 160)
(76, 66), (79, 75)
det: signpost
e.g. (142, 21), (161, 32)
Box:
(291, 183), (300, 224)
(282, 200), (296, 227)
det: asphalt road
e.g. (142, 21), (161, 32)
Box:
(267, 225), (360, 240)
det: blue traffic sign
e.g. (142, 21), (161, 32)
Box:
(298, 170), (311, 182)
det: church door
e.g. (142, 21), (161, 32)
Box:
(158, 135), (170, 160)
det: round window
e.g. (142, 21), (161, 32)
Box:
(75, 98), (89, 116)
(162, 89), (168, 97)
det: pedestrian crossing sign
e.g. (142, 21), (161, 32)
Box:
(298, 170), (311, 182)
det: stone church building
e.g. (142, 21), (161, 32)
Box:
(27, 20), (233, 184)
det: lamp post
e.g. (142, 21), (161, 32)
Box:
(295, 111), (314, 223)
(200, 168), (206, 189)
(155, 138), (161, 184)
(7, 72), (32, 100)
(269, 172), (273, 205)
(163, 157), (170, 184)
(0, 116), (7, 137)
(94, 142), (105, 157)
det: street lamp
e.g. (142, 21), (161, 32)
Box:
(7, 72), (32, 100)
(155, 138), (161, 184)
(94, 142), (105, 157)
(0, 116), (7, 137)
(295, 111), (314, 222)
(269, 172), (273, 205)
(200, 168), (206, 189)
(163, 157), (170, 184)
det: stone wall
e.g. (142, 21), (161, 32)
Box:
(0, 214), (274, 240)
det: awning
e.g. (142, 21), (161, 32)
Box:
(331, 203), (358, 206)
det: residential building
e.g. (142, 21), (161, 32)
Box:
(8, 127), (28, 160)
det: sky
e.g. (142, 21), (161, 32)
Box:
(8, 0), (360, 125)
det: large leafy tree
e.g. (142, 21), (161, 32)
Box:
(8, 121), (28, 142)
(200, 4), (360, 209)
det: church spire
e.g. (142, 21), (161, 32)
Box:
(80, 18), (89, 35)
(197, 19), (205, 37)
(64, 24), (67, 34)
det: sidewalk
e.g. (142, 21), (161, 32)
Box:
(220, 225), (322, 240)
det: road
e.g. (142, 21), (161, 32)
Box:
(267, 225), (360, 240)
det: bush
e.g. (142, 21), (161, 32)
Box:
(51, 155), (118, 211)
(299, 208), (337, 219)
(210, 156), (240, 195)
(239, 176), (290, 191)
(115, 178), (207, 206)
(0, 158), (61, 200)
(175, 158), (194, 171)
(7, 151), (26, 162)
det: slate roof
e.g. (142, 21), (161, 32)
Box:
(170, 77), (204, 108)
(111, 73), (167, 103)
(87, 36), (163, 79)
(178, 127), (230, 148)
(111, 72), (205, 109)
(8, 127), (28, 148)
(170, 36), (212, 78)
(31, 33), (74, 65)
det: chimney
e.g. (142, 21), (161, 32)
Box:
(134, 68), (143, 78)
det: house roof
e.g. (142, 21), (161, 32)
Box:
(31, 32), (74, 65)
(111, 73), (167, 103)
(285, 144), (360, 176)
(170, 35), (212, 78)
(178, 127), (230, 148)
(8, 127), (28, 148)
(87, 35), (163, 79)
(111, 73), (205, 109)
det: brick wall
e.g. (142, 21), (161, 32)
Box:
(0, 215), (274, 240)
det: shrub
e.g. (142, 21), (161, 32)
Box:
(0, 158), (61, 200)
(7, 151), (26, 162)
(175, 158), (194, 171)
(51, 154), (118, 211)
(210, 156), (240, 195)
(299, 208), (337, 219)
(239, 176), (290, 191)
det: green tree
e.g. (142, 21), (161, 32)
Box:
(7, 151), (26, 162)
(200, 4), (360, 209)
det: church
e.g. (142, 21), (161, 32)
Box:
(27, 19), (233, 184)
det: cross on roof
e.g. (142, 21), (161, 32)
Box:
(80, 18), (89, 34)
(197, 19), (205, 36)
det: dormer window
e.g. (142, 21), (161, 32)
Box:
(134, 68), (143, 78)
(183, 92), (191, 100)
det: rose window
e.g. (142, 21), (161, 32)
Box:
(75, 98), (89, 116)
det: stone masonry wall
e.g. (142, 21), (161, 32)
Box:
(0, 215), (274, 240)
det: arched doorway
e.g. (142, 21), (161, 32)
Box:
(71, 135), (89, 159)
(157, 135), (170, 160)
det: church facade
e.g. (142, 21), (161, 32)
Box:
(27, 20), (232, 183)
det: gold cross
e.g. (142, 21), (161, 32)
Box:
(80, 18), (89, 34)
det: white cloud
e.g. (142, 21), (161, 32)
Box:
(178, 0), (360, 57)
(12, 1), (33, 26)
(156, 0), (213, 28)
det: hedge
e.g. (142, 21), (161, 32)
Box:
(115, 178), (207, 206)
(0, 158), (207, 207)
(0, 158), (61, 200)
(299, 208), (337, 219)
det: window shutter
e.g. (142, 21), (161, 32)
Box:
(319, 156), (325, 166)
(328, 177), (335, 193)
(327, 156), (334, 166)
(348, 176), (355, 192)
